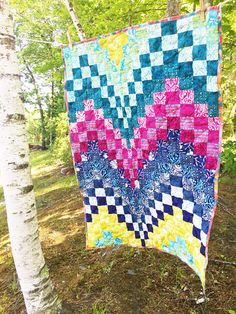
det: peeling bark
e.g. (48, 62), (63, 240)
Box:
(0, 3), (61, 313)
(63, 0), (86, 41)
(166, 0), (181, 17)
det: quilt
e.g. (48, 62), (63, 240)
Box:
(63, 6), (222, 287)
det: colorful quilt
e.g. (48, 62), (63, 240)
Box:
(63, 6), (222, 287)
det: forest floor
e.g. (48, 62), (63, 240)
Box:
(0, 150), (235, 314)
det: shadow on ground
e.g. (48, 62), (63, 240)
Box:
(0, 151), (235, 314)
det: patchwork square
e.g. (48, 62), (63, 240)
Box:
(63, 6), (222, 289)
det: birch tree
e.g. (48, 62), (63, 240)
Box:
(62, 0), (86, 41)
(166, 0), (181, 16)
(0, 2), (61, 313)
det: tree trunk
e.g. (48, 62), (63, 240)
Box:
(166, 0), (181, 17)
(63, 0), (86, 41)
(0, 3), (61, 313)
(24, 62), (47, 150)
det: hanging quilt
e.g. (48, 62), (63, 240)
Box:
(63, 6), (222, 287)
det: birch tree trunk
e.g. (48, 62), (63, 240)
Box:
(0, 2), (61, 313)
(63, 0), (86, 41)
(166, 0), (181, 17)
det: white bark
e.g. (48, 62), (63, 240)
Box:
(63, 0), (86, 41)
(0, 3), (61, 313)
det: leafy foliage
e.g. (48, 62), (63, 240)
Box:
(221, 140), (236, 174)
(53, 113), (73, 166)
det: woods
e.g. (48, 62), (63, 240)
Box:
(0, 0), (236, 313)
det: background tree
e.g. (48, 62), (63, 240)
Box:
(0, 2), (61, 313)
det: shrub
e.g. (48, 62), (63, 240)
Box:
(221, 140), (236, 174)
(52, 112), (73, 167)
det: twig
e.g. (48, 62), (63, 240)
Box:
(220, 0), (233, 6)
(217, 197), (236, 218)
(210, 259), (236, 266)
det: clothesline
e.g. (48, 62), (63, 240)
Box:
(19, 0), (233, 47)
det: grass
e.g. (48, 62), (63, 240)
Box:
(0, 150), (236, 314)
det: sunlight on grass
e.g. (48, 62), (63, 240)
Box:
(30, 150), (77, 197)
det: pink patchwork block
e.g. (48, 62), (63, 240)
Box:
(208, 117), (220, 130)
(179, 90), (194, 104)
(115, 139), (122, 149)
(180, 117), (194, 130)
(76, 111), (85, 122)
(180, 130), (194, 142)
(156, 117), (167, 129)
(153, 92), (166, 104)
(147, 128), (156, 140)
(87, 130), (98, 141)
(134, 138), (141, 147)
(106, 129), (115, 140)
(205, 156), (218, 170)
(194, 130), (208, 142)
(194, 117), (208, 130)
(141, 138), (149, 149)
(74, 152), (82, 163)
(165, 78), (179, 91)
(166, 91), (180, 104)
(134, 128), (140, 138)
(128, 159), (133, 168)
(137, 149), (143, 159)
(148, 140), (157, 151)
(180, 104), (194, 117)
(142, 150), (149, 160)
(146, 105), (155, 117)
(138, 159), (143, 168)
(69, 123), (77, 133)
(146, 117), (156, 128)
(117, 160), (123, 168)
(114, 129), (121, 139)
(132, 148), (138, 158)
(96, 119), (105, 130)
(95, 108), (104, 119)
(80, 142), (88, 152)
(86, 120), (96, 130)
(84, 99), (94, 110)
(122, 149), (128, 159)
(167, 117), (180, 129)
(166, 104), (180, 117)
(194, 142), (207, 155)
(153, 104), (166, 116)
(97, 129), (106, 140)
(107, 140), (116, 150)
(156, 129), (167, 140)
(70, 133), (79, 143)
(77, 122), (86, 132)
(121, 139), (127, 148)
(78, 132), (87, 141)
(98, 140), (107, 150)
(116, 149), (123, 160)
(85, 110), (95, 121)
(140, 128), (147, 138)
(194, 104), (208, 117)
(138, 117), (146, 128)
(108, 150), (117, 160)
(208, 130), (219, 143)
(104, 119), (113, 129)
(207, 143), (219, 155)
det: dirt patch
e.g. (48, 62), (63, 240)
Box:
(0, 163), (235, 313)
